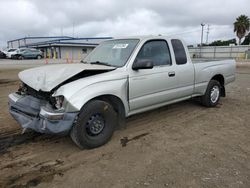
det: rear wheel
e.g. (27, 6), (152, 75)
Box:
(70, 100), (117, 149)
(201, 80), (221, 107)
(18, 55), (24, 60)
(37, 55), (42, 59)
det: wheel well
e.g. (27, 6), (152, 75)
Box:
(212, 74), (224, 86)
(211, 74), (225, 97)
(91, 95), (126, 129)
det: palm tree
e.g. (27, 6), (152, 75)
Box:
(242, 32), (250, 45)
(234, 15), (250, 45)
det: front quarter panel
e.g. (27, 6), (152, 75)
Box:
(63, 78), (129, 114)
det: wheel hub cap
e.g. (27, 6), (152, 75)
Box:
(86, 114), (105, 135)
(210, 85), (220, 103)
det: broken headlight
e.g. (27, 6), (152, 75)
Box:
(54, 96), (64, 109)
(18, 82), (27, 95)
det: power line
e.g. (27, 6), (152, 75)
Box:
(166, 28), (201, 36)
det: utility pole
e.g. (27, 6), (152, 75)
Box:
(200, 23), (205, 58)
(206, 24), (210, 44)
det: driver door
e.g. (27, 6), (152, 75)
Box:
(129, 40), (178, 111)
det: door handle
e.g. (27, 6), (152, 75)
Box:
(168, 71), (175, 77)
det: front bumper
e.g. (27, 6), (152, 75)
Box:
(8, 93), (78, 134)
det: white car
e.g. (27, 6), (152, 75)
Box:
(5, 48), (18, 58)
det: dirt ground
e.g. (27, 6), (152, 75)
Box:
(0, 66), (250, 188)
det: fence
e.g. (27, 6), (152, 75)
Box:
(188, 45), (250, 59)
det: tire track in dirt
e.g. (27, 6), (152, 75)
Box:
(0, 130), (153, 187)
(2, 159), (65, 188)
(0, 130), (63, 154)
(0, 131), (42, 154)
(0, 79), (18, 86)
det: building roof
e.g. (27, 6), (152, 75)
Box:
(23, 41), (99, 48)
(7, 36), (73, 43)
(7, 36), (113, 48)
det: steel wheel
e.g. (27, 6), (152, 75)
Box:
(70, 100), (116, 149)
(201, 80), (221, 107)
(210, 85), (220, 103)
(86, 114), (105, 136)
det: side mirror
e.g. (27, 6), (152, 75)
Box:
(132, 59), (154, 70)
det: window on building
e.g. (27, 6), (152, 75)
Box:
(136, 40), (171, 66)
(171, 39), (187, 65)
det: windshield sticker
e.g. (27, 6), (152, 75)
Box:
(113, 44), (128, 49)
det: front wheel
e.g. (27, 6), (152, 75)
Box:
(37, 55), (42, 59)
(201, 80), (221, 107)
(70, 100), (117, 149)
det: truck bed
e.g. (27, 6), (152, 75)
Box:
(192, 59), (236, 96)
(191, 58), (234, 63)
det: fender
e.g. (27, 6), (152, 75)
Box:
(64, 78), (129, 115)
(193, 60), (235, 95)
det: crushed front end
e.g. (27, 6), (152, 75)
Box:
(8, 83), (78, 134)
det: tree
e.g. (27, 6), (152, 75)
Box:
(234, 15), (250, 45)
(207, 39), (237, 46)
(242, 32), (250, 45)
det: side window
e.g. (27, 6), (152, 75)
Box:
(171, 39), (187, 65)
(136, 40), (171, 66)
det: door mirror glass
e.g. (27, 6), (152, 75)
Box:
(132, 59), (154, 70)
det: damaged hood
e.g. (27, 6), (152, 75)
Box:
(18, 63), (115, 92)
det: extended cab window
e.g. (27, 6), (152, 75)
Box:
(136, 40), (171, 66)
(171, 39), (187, 65)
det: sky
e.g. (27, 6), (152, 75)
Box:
(0, 0), (249, 47)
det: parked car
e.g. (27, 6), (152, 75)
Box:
(0, 50), (6, 58)
(4, 48), (17, 58)
(8, 36), (236, 149)
(9, 48), (26, 59)
(10, 48), (28, 59)
(12, 48), (43, 59)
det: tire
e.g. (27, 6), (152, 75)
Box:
(37, 55), (42, 59)
(12, 55), (17, 59)
(70, 100), (117, 149)
(19, 56), (24, 60)
(201, 80), (221, 107)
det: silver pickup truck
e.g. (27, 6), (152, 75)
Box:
(8, 36), (235, 149)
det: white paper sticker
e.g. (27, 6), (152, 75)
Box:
(113, 44), (128, 49)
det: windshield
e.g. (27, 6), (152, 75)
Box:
(83, 39), (139, 67)
(8, 49), (16, 52)
(17, 49), (26, 53)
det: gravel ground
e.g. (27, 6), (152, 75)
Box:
(0, 62), (249, 188)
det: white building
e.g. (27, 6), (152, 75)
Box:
(7, 36), (112, 59)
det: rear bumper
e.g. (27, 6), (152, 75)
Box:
(8, 93), (78, 134)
